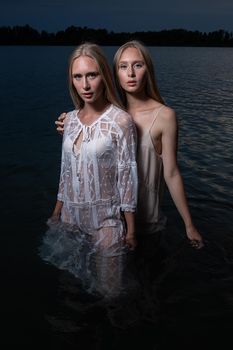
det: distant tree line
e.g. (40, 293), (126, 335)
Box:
(1, 25), (233, 46)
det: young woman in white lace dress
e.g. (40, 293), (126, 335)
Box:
(39, 43), (138, 299)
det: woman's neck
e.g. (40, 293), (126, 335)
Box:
(126, 92), (159, 114)
(78, 98), (110, 126)
(81, 99), (110, 117)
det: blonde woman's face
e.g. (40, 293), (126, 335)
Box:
(72, 56), (105, 105)
(117, 47), (147, 93)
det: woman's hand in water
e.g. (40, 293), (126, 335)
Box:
(125, 232), (137, 251)
(55, 112), (66, 135)
(46, 214), (60, 228)
(186, 224), (204, 249)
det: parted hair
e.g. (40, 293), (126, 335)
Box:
(68, 42), (123, 109)
(113, 40), (165, 107)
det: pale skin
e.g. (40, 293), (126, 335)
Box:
(56, 48), (204, 249)
(52, 55), (137, 250)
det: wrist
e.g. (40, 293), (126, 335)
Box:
(126, 232), (136, 237)
(184, 220), (194, 229)
(52, 212), (60, 218)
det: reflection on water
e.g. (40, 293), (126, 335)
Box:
(0, 46), (233, 348)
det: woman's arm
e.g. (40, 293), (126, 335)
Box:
(123, 211), (137, 250)
(160, 107), (204, 248)
(50, 200), (63, 221)
(50, 113), (70, 222)
(117, 112), (138, 250)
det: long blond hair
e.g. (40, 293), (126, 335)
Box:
(113, 40), (165, 107)
(68, 42), (123, 109)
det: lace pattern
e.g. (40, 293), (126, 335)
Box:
(40, 105), (138, 298)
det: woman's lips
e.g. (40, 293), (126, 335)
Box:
(82, 93), (93, 98)
(127, 81), (137, 86)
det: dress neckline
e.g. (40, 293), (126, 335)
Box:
(76, 104), (113, 128)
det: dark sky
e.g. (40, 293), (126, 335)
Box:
(1, 0), (233, 33)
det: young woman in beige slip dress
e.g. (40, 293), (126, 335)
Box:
(113, 41), (204, 249)
(113, 43), (204, 316)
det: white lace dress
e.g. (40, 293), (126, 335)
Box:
(39, 104), (138, 298)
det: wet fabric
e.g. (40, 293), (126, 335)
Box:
(39, 104), (138, 298)
(136, 105), (167, 234)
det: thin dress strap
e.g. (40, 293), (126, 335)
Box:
(149, 105), (165, 132)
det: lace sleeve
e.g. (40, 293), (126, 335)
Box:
(57, 112), (72, 202)
(57, 135), (66, 202)
(116, 113), (138, 212)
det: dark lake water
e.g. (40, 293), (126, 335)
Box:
(1, 45), (233, 349)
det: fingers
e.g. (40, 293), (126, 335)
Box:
(189, 239), (204, 249)
(55, 121), (64, 134)
(55, 112), (66, 135)
(55, 120), (64, 127)
(58, 112), (67, 121)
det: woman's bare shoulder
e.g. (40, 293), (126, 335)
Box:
(156, 105), (176, 127)
(160, 104), (176, 118)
